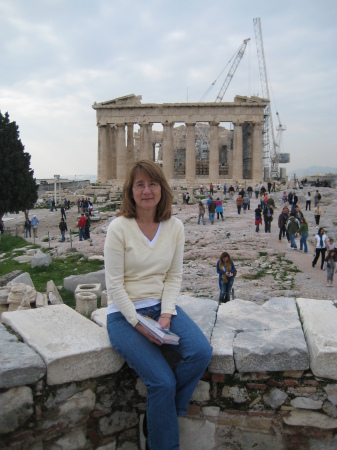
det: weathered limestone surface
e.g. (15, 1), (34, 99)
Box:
(30, 251), (52, 268)
(0, 386), (34, 434)
(75, 282), (102, 298)
(283, 409), (337, 429)
(0, 323), (45, 388)
(10, 272), (35, 288)
(1, 305), (124, 385)
(210, 298), (309, 373)
(64, 270), (106, 292)
(178, 417), (216, 450)
(296, 298), (337, 380)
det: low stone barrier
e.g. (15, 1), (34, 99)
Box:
(0, 296), (336, 449)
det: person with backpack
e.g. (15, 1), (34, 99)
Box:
(287, 215), (300, 250)
(314, 190), (321, 207)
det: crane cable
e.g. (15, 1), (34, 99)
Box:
(199, 41), (248, 102)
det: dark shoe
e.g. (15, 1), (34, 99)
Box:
(312, 262), (315, 267)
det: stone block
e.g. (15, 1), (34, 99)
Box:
(76, 292), (97, 316)
(64, 270), (106, 292)
(0, 287), (10, 305)
(178, 417), (216, 450)
(209, 314), (235, 374)
(296, 298), (337, 380)
(31, 251), (52, 268)
(0, 323), (46, 388)
(75, 283), (102, 298)
(91, 307), (107, 327)
(1, 305), (124, 385)
(9, 272), (35, 288)
(47, 280), (64, 305)
(283, 410), (337, 429)
(0, 386), (34, 434)
(234, 328), (309, 372)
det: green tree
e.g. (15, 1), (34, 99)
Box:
(0, 111), (38, 221)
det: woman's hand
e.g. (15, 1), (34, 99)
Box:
(135, 323), (163, 346)
(158, 316), (171, 330)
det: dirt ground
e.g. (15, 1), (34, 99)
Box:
(3, 185), (337, 302)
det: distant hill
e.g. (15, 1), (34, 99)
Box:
(288, 166), (337, 177)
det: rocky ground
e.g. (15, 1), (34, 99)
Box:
(3, 185), (337, 302)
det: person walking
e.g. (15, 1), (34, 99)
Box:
(228, 185), (235, 200)
(208, 197), (216, 224)
(278, 206), (289, 241)
(312, 227), (328, 269)
(210, 183), (214, 195)
(314, 203), (322, 227)
(255, 204), (263, 232)
(77, 213), (86, 241)
(223, 183), (227, 197)
(30, 215), (39, 238)
(215, 198), (224, 221)
(104, 160), (212, 450)
(24, 218), (31, 238)
(263, 204), (273, 233)
(197, 201), (206, 225)
(305, 192), (311, 211)
(299, 217), (309, 253)
(324, 250), (337, 287)
(236, 195), (243, 214)
(286, 215), (300, 250)
(84, 212), (91, 239)
(59, 218), (68, 242)
(60, 205), (67, 220)
(314, 190), (321, 207)
(217, 252), (236, 303)
(242, 194), (249, 213)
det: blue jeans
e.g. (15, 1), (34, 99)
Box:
(219, 277), (234, 303)
(289, 233), (297, 249)
(300, 233), (308, 252)
(79, 226), (85, 241)
(209, 213), (215, 223)
(61, 230), (65, 242)
(107, 304), (212, 450)
(198, 214), (205, 225)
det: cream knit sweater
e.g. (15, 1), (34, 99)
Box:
(104, 215), (185, 327)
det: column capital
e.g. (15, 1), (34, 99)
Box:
(209, 121), (220, 127)
(116, 123), (126, 128)
(185, 122), (196, 127)
(234, 120), (244, 126)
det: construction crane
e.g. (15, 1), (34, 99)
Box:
(215, 38), (250, 102)
(253, 17), (279, 177)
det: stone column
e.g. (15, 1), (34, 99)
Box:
(97, 125), (109, 182)
(185, 123), (196, 182)
(139, 123), (153, 160)
(232, 122), (243, 180)
(116, 124), (126, 182)
(162, 123), (174, 180)
(108, 125), (117, 180)
(126, 123), (135, 172)
(209, 122), (220, 183)
(251, 121), (263, 181)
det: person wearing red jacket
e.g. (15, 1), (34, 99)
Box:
(77, 213), (86, 241)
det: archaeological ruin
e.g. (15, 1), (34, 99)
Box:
(92, 94), (268, 184)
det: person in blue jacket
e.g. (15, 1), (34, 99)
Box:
(217, 252), (236, 303)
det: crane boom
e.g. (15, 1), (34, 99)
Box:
(253, 18), (277, 176)
(215, 38), (250, 102)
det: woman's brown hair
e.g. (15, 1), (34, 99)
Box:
(118, 160), (173, 222)
(220, 252), (232, 264)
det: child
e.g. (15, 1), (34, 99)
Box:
(324, 250), (337, 287)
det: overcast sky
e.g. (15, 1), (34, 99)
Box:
(1, 0), (336, 180)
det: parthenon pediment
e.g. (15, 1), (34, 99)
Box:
(93, 94), (142, 108)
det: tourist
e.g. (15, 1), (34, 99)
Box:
(298, 217), (309, 253)
(206, 195), (212, 218)
(292, 205), (304, 221)
(242, 194), (249, 213)
(278, 206), (289, 241)
(186, 192), (190, 205)
(312, 227), (328, 269)
(272, 181), (276, 192)
(0, 219), (4, 234)
(323, 250), (337, 287)
(30, 215), (39, 238)
(260, 193), (266, 210)
(51, 199), (56, 212)
(263, 204), (273, 233)
(267, 181), (272, 193)
(182, 193), (186, 204)
(59, 217), (68, 242)
(305, 191), (311, 211)
(84, 212), (91, 239)
(208, 197), (216, 224)
(236, 195), (243, 214)
(254, 183), (260, 199)
(217, 252), (236, 303)
(60, 205), (66, 220)
(282, 191), (287, 203)
(314, 203), (322, 227)
(24, 217), (31, 238)
(217, 182), (221, 191)
(104, 160), (212, 450)
(287, 215), (300, 250)
(215, 197), (224, 221)
(314, 190), (321, 207)
(200, 184), (203, 195)
(291, 192), (298, 213)
(228, 185), (235, 200)
(255, 204), (263, 232)
(210, 183), (214, 195)
(247, 185), (253, 198)
(223, 183), (227, 197)
(197, 201), (206, 225)
(77, 213), (86, 241)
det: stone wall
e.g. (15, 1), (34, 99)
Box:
(1, 292), (337, 449)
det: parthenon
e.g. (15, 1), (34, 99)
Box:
(92, 94), (268, 184)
